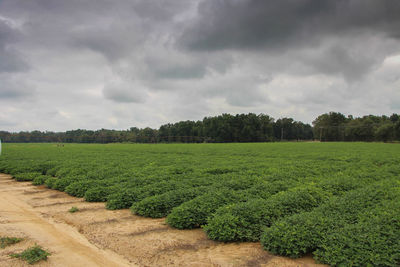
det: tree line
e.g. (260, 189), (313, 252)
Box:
(0, 112), (399, 143)
(313, 112), (400, 142)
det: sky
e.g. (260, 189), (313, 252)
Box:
(0, 0), (400, 132)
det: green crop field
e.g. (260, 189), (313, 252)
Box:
(0, 142), (399, 266)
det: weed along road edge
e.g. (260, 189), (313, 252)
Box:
(0, 173), (325, 267)
(0, 173), (133, 267)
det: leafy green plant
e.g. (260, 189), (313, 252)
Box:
(167, 189), (245, 229)
(13, 172), (42, 182)
(106, 188), (137, 210)
(32, 175), (51, 185)
(51, 176), (79, 191)
(68, 206), (79, 213)
(205, 186), (329, 242)
(10, 245), (50, 264)
(131, 186), (209, 218)
(65, 180), (98, 197)
(44, 177), (58, 188)
(261, 180), (400, 262)
(0, 237), (23, 248)
(313, 199), (400, 267)
(107, 180), (191, 210)
(84, 186), (115, 202)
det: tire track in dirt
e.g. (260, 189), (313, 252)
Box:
(0, 174), (133, 267)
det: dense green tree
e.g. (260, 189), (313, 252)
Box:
(2, 112), (399, 143)
(313, 112), (347, 141)
(375, 123), (395, 142)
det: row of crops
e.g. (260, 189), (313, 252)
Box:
(0, 143), (399, 266)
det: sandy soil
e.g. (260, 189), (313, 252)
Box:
(0, 173), (326, 267)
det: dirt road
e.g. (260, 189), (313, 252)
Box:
(0, 173), (132, 267)
(0, 173), (325, 266)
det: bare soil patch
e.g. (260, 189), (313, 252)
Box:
(0, 173), (326, 267)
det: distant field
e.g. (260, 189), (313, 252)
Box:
(0, 142), (399, 266)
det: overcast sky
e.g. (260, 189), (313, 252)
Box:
(1, 0), (400, 131)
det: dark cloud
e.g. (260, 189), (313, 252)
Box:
(132, 0), (192, 21)
(149, 62), (206, 80)
(71, 27), (141, 62)
(51, 1), (193, 62)
(201, 73), (269, 107)
(102, 80), (147, 103)
(140, 48), (235, 84)
(0, 18), (17, 44)
(176, 0), (400, 81)
(180, 0), (400, 51)
(0, 18), (29, 72)
(0, 48), (28, 73)
(0, 76), (34, 99)
(0, 69), (34, 100)
(143, 51), (207, 80)
(299, 43), (376, 81)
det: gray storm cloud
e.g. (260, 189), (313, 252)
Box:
(103, 80), (147, 103)
(179, 0), (400, 80)
(0, 75), (34, 99)
(0, 18), (29, 73)
(180, 0), (400, 51)
(0, 0), (399, 131)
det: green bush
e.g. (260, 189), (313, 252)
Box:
(131, 186), (209, 218)
(11, 245), (50, 264)
(33, 162), (56, 175)
(166, 179), (300, 230)
(106, 180), (188, 210)
(132, 180), (187, 201)
(84, 186), (118, 202)
(46, 166), (61, 176)
(317, 175), (367, 195)
(261, 211), (325, 258)
(0, 237), (23, 248)
(261, 180), (400, 260)
(52, 176), (80, 191)
(32, 175), (52, 185)
(212, 175), (261, 191)
(204, 186), (328, 242)
(166, 189), (245, 229)
(0, 162), (7, 173)
(313, 199), (400, 267)
(3, 163), (29, 175)
(65, 180), (99, 197)
(245, 180), (295, 199)
(106, 188), (137, 210)
(205, 167), (236, 175)
(44, 177), (58, 188)
(13, 172), (42, 182)
(68, 206), (79, 213)
(54, 166), (81, 178)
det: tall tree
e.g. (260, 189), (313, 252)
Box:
(313, 112), (347, 141)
